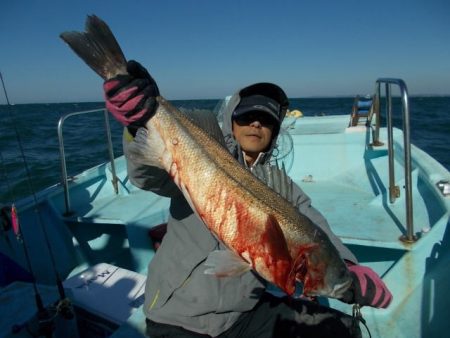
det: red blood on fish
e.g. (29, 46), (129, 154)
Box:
(198, 189), (294, 294)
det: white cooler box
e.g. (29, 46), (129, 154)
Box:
(63, 263), (146, 325)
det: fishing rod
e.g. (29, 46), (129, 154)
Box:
(0, 72), (11, 105)
(1, 71), (65, 297)
(1, 71), (77, 336)
(11, 207), (57, 337)
(1, 71), (45, 308)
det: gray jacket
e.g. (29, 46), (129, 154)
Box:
(124, 92), (356, 336)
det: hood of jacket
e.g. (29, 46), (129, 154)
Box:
(220, 82), (289, 167)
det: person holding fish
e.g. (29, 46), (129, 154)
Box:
(101, 61), (391, 338)
(60, 15), (393, 336)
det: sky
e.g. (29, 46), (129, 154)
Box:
(1, 0), (449, 104)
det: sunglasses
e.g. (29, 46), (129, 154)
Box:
(234, 112), (278, 126)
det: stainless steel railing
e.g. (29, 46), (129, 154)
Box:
(57, 108), (118, 216)
(367, 78), (415, 243)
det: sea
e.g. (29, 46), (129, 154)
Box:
(0, 96), (449, 204)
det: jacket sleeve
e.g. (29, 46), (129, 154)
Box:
(122, 128), (181, 198)
(292, 183), (358, 263)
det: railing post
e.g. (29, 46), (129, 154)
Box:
(371, 78), (415, 243)
(386, 84), (400, 203)
(57, 117), (72, 216)
(375, 84), (381, 143)
(369, 84), (384, 147)
(399, 81), (415, 242)
(104, 109), (118, 194)
(58, 108), (118, 216)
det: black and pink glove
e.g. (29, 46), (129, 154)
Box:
(103, 60), (159, 135)
(341, 263), (392, 308)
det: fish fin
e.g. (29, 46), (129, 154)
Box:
(60, 15), (127, 79)
(127, 127), (165, 169)
(204, 250), (251, 277)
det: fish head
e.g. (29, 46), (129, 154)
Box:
(318, 259), (352, 299)
(292, 243), (352, 299)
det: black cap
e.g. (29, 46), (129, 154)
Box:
(232, 94), (281, 124)
(232, 83), (289, 137)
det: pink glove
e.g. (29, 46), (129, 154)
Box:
(341, 263), (392, 308)
(103, 60), (159, 133)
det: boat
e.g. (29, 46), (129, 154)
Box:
(1, 78), (449, 337)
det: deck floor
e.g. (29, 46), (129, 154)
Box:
(298, 176), (428, 250)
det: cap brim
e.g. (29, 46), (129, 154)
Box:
(233, 105), (280, 123)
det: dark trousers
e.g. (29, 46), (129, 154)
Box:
(145, 293), (362, 338)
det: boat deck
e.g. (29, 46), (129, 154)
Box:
(286, 116), (447, 251)
(53, 115), (448, 263)
(3, 114), (449, 338)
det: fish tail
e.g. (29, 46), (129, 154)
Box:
(60, 15), (127, 80)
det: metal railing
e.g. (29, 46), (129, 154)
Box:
(57, 108), (118, 216)
(367, 78), (415, 243)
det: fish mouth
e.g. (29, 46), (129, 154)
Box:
(328, 278), (353, 299)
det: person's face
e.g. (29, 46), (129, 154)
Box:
(232, 111), (275, 161)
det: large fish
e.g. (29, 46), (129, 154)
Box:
(60, 15), (352, 298)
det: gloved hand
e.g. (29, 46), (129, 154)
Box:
(103, 60), (159, 133)
(341, 263), (392, 308)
